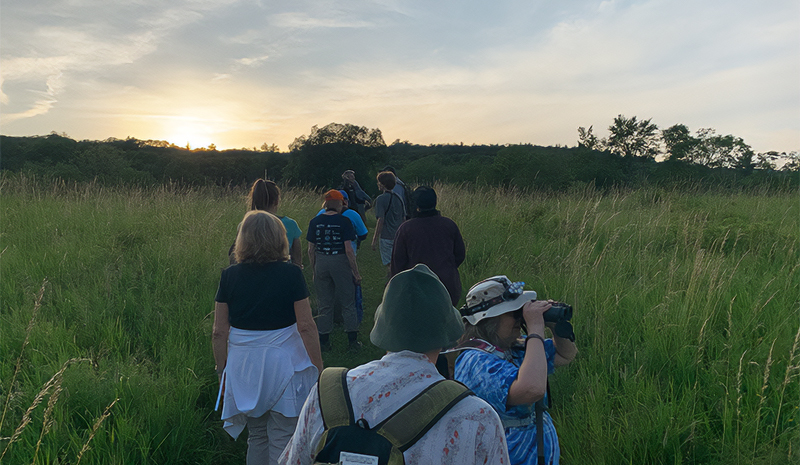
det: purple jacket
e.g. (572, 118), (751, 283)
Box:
(390, 211), (466, 306)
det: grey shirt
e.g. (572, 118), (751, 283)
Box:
(374, 191), (405, 240)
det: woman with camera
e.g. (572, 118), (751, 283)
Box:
(453, 276), (577, 465)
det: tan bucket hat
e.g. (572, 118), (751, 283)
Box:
(459, 276), (537, 325)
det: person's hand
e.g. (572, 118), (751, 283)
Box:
(522, 300), (551, 336)
(353, 273), (362, 285)
(371, 241), (377, 251)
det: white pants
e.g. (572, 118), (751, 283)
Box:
(245, 410), (298, 465)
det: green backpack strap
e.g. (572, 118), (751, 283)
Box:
(317, 367), (353, 429)
(376, 380), (472, 452)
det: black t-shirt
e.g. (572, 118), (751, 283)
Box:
(215, 261), (309, 330)
(306, 213), (356, 255)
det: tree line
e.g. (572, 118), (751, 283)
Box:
(1, 119), (797, 195)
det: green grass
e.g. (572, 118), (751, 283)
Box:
(1, 174), (798, 464)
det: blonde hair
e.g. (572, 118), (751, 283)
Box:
(234, 211), (289, 264)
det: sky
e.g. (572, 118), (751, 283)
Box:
(1, 0), (798, 153)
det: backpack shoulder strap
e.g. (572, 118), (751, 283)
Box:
(376, 380), (472, 452)
(317, 367), (353, 429)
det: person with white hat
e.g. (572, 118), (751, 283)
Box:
(453, 276), (578, 465)
(280, 264), (510, 465)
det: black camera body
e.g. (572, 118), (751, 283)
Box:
(519, 301), (575, 342)
(543, 302), (572, 323)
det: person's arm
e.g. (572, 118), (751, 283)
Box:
(389, 227), (407, 277)
(371, 218), (383, 250)
(453, 226), (466, 267)
(345, 241), (361, 285)
(352, 180), (371, 203)
(550, 321), (578, 366)
(290, 238), (303, 269)
(506, 300), (550, 407)
(307, 242), (316, 279)
(294, 298), (323, 372)
(212, 302), (230, 380)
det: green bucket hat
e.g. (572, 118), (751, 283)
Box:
(370, 264), (465, 353)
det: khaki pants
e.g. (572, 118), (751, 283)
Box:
(245, 411), (297, 465)
(314, 253), (358, 334)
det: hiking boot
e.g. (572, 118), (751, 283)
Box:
(347, 341), (363, 353)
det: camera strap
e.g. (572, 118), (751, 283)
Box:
(534, 380), (551, 465)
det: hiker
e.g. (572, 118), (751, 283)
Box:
(340, 169), (372, 224)
(390, 186), (465, 306)
(279, 264), (510, 465)
(213, 211), (323, 465)
(307, 190), (363, 353)
(315, 190), (368, 323)
(381, 165), (411, 219)
(315, 190), (368, 253)
(371, 171), (405, 271)
(453, 276), (578, 465)
(229, 179), (303, 268)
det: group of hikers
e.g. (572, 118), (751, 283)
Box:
(212, 168), (578, 465)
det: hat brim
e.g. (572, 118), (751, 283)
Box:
(463, 290), (537, 325)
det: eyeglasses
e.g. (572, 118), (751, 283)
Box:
(459, 277), (526, 317)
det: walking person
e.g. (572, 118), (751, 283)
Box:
(340, 169), (372, 225)
(307, 189), (363, 352)
(390, 186), (465, 306)
(213, 211), (323, 465)
(279, 264), (510, 465)
(316, 190), (368, 324)
(229, 179), (303, 268)
(371, 171), (405, 273)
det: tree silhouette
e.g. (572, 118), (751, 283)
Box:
(606, 115), (659, 159)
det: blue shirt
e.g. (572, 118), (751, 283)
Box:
(454, 338), (560, 465)
(280, 216), (302, 247)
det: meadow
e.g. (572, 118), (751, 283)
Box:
(1, 174), (798, 464)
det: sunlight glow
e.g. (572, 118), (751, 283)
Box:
(165, 116), (215, 149)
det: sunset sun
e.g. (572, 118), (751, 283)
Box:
(165, 116), (215, 149)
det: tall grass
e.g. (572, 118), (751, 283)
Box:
(1, 174), (797, 463)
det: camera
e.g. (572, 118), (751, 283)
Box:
(518, 301), (574, 338)
(543, 302), (572, 323)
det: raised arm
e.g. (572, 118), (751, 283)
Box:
(506, 300), (550, 406)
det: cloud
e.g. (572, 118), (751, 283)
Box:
(234, 55), (270, 68)
(0, 0), (240, 122)
(270, 12), (376, 30)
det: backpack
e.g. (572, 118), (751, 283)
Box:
(313, 367), (472, 465)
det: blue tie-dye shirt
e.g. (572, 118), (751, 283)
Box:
(454, 337), (560, 465)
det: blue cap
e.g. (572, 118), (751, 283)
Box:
(338, 190), (349, 201)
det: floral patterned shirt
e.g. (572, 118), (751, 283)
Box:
(279, 351), (510, 465)
(454, 338), (560, 465)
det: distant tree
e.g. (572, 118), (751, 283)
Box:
(606, 115), (660, 159)
(754, 151), (781, 170)
(285, 123), (386, 187)
(260, 143), (280, 152)
(577, 126), (603, 150)
(692, 128), (754, 170)
(661, 124), (698, 161)
(781, 151), (799, 172)
(289, 123), (385, 151)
